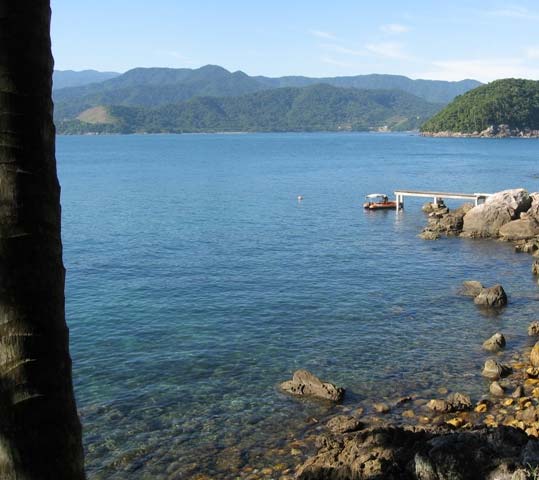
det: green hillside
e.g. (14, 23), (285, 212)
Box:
(421, 79), (539, 134)
(57, 84), (441, 134)
(53, 65), (480, 122)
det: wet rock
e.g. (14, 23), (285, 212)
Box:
(527, 367), (539, 378)
(461, 280), (484, 297)
(512, 386), (525, 398)
(420, 203), (472, 239)
(280, 370), (344, 402)
(373, 402), (390, 414)
(325, 415), (363, 435)
(474, 284), (507, 308)
(426, 399), (451, 413)
(446, 392), (472, 412)
(499, 218), (539, 241)
(296, 425), (531, 480)
(482, 332), (506, 352)
(462, 189), (531, 238)
(490, 381), (506, 397)
(531, 343), (539, 368)
(419, 229), (440, 240)
(529, 322), (539, 336)
(517, 406), (539, 424)
(482, 359), (512, 380)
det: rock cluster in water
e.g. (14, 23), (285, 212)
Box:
(420, 188), (539, 241)
(291, 190), (539, 479)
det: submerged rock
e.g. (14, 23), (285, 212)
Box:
(461, 280), (483, 297)
(373, 402), (390, 414)
(482, 332), (506, 352)
(474, 284), (507, 308)
(280, 370), (344, 402)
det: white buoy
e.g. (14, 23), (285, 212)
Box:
(297, 195), (304, 201)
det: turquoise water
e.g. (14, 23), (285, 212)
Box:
(57, 133), (539, 479)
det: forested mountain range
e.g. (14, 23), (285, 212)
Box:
(53, 65), (484, 134)
(58, 84), (441, 134)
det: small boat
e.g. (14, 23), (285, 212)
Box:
(363, 193), (398, 210)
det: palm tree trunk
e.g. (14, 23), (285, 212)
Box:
(0, 1), (85, 478)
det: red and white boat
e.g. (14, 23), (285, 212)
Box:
(363, 193), (398, 210)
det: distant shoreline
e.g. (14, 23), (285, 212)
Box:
(422, 131), (539, 139)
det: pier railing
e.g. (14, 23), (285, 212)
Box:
(394, 190), (491, 211)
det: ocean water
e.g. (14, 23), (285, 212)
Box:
(57, 133), (539, 479)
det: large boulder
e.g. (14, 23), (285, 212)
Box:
(280, 370), (344, 402)
(474, 284), (507, 308)
(528, 192), (539, 221)
(296, 425), (536, 480)
(499, 218), (539, 241)
(462, 189), (531, 238)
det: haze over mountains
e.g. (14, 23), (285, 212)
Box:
(53, 65), (482, 134)
(53, 70), (120, 90)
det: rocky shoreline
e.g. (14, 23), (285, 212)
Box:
(286, 189), (539, 479)
(421, 125), (539, 138)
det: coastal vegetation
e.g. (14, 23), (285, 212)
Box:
(53, 64), (480, 108)
(421, 79), (539, 135)
(56, 84), (441, 134)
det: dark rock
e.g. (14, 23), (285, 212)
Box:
(280, 370), (344, 402)
(296, 425), (531, 480)
(461, 280), (484, 297)
(474, 284), (507, 308)
(482, 332), (506, 352)
(533, 261), (539, 275)
(521, 439), (539, 468)
(482, 359), (512, 380)
(326, 415), (363, 434)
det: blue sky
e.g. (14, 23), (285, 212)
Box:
(51, 1), (539, 82)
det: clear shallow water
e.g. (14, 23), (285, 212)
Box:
(57, 133), (539, 479)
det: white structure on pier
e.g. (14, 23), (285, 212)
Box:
(393, 190), (491, 211)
